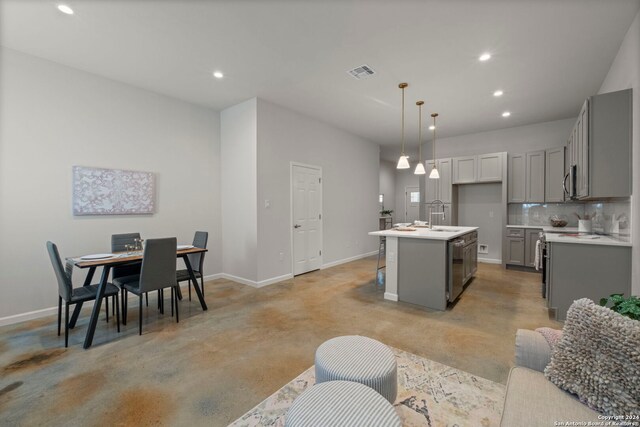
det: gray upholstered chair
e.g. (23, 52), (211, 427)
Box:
(113, 237), (179, 335)
(111, 233), (152, 307)
(177, 231), (208, 300)
(46, 241), (120, 347)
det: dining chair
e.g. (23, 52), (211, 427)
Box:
(177, 231), (208, 300)
(111, 233), (150, 308)
(113, 237), (179, 335)
(46, 241), (120, 347)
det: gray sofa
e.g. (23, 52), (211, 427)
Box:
(500, 329), (602, 426)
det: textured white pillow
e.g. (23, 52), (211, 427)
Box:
(544, 298), (640, 416)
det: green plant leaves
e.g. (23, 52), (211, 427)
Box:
(600, 293), (640, 321)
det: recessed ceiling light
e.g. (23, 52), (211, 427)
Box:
(213, 71), (224, 79)
(57, 4), (74, 14)
(502, 111), (511, 117)
(493, 90), (504, 97)
(479, 53), (491, 62)
(429, 125), (436, 130)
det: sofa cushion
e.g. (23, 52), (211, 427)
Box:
(515, 329), (552, 372)
(544, 298), (640, 416)
(501, 367), (601, 427)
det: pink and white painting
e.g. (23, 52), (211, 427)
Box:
(72, 166), (155, 215)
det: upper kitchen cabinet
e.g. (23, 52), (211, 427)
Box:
(508, 151), (545, 203)
(452, 156), (477, 184)
(508, 153), (526, 203)
(525, 151), (545, 203)
(477, 153), (504, 182)
(452, 152), (504, 184)
(424, 158), (452, 203)
(566, 89), (632, 200)
(545, 147), (565, 202)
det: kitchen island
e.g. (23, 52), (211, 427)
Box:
(369, 226), (479, 311)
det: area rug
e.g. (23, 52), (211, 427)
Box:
(229, 347), (505, 426)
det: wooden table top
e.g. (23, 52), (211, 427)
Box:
(71, 247), (208, 269)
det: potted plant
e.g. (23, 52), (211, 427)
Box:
(599, 293), (640, 320)
(380, 209), (393, 217)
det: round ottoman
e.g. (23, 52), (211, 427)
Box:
(285, 380), (401, 427)
(315, 335), (397, 403)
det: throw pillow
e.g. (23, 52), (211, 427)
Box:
(544, 298), (640, 416)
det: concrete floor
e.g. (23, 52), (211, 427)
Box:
(0, 258), (561, 426)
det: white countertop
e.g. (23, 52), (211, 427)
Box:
(541, 226), (579, 233)
(506, 225), (545, 229)
(545, 231), (631, 247)
(369, 226), (478, 241)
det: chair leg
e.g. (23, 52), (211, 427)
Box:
(57, 296), (62, 336)
(105, 297), (109, 323)
(171, 287), (174, 317)
(146, 292), (148, 307)
(64, 302), (69, 348)
(188, 281), (192, 301)
(112, 295), (115, 315)
(201, 276), (205, 297)
(139, 295), (143, 336)
(157, 290), (162, 312)
(174, 286), (179, 323)
(122, 289), (127, 325)
(115, 293), (120, 333)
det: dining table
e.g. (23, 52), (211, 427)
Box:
(69, 246), (208, 349)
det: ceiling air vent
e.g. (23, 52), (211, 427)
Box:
(347, 64), (376, 80)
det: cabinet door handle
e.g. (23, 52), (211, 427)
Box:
(294, 224), (302, 229)
(562, 172), (570, 196)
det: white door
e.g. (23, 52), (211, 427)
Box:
(292, 164), (322, 275)
(405, 186), (420, 222)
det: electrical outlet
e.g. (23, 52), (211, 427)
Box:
(478, 244), (489, 254)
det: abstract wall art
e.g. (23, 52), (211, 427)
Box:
(72, 166), (155, 215)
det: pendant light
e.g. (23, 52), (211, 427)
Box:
(414, 101), (426, 175)
(429, 113), (440, 179)
(396, 83), (410, 169)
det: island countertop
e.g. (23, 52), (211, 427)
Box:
(369, 226), (478, 241)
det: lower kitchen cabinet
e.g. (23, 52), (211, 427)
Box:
(546, 242), (631, 320)
(505, 227), (541, 268)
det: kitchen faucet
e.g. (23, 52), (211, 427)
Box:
(428, 199), (446, 229)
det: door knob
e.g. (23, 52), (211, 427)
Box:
(294, 224), (302, 228)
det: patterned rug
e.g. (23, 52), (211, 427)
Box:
(229, 347), (505, 426)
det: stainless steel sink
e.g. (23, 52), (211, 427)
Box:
(430, 228), (461, 232)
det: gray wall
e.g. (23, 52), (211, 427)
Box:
(423, 118), (574, 159)
(221, 98), (258, 282)
(379, 160), (396, 214)
(0, 48), (222, 320)
(256, 99), (380, 282)
(457, 184), (503, 262)
(598, 9), (640, 296)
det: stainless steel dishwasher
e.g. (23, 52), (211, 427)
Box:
(448, 231), (478, 302)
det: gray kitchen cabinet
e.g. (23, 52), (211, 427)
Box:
(424, 158), (452, 204)
(477, 152), (503, 182)
(508, 153), (526, 203)
(438, 158), (452, 203)
(524, 228), (542, 268)
(506, 237), (525, 265)
(547, 242), (631, 320)
(545, 147), (565, 202)
(452, 156), (477, 184)
(565, 89), (632, 200)
(525, 151), (545, 203)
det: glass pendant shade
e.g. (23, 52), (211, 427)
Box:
(428, 112), (440, 179)
(429, 165), (440, 179)
(397, 155), (410, 169)
(414, 161), (426, 175)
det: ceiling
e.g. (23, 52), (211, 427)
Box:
(1, 0), (638, 159)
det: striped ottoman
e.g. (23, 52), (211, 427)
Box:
(285, 380), (401, 427)
(315, 335), (397, 403)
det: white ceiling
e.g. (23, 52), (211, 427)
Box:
(1, 0), (638, 158)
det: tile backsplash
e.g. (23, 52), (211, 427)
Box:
(508, 199), (631, 234)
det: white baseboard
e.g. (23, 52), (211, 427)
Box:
(321, 250), (378, 269)
(0, 306), (59, 327)
(203, 273), (223, 282)
(215, 272), (293, 288)
(478, 257), (502, 264)
(384, 292), (398, 301)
